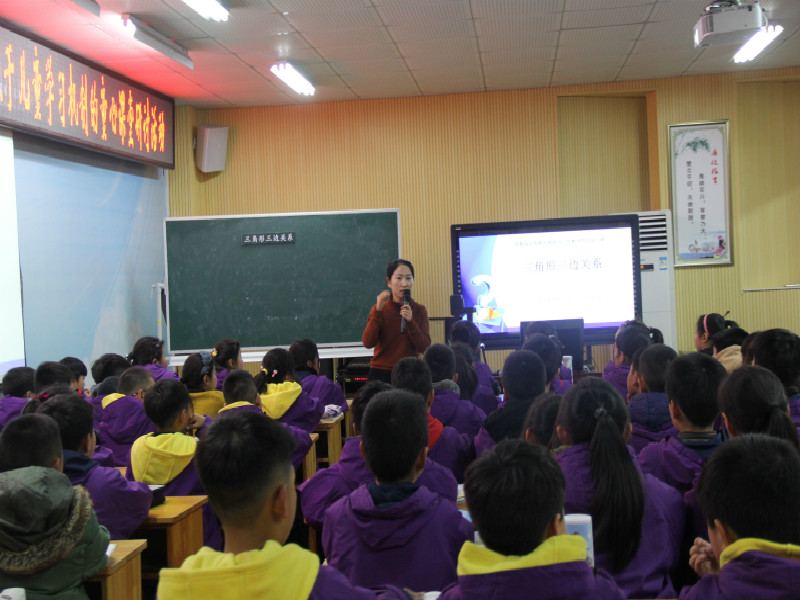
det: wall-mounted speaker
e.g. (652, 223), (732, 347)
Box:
(195, 125), (228, 173)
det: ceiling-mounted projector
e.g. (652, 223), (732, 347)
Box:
(694, 1), (766, 47)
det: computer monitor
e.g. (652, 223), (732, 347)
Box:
(520, 319), (585, 373)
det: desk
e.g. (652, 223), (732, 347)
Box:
(303, 433), (319, 481)
(314, 414), (344, 465)
(133, 495), (207, 570)
(86, 539), (147, 600)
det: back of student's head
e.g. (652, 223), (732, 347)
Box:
(665, 352), (726, 428)
(450, 321), (481, 353)
(524, 321), (557, 340)
(522, 334), (562, 383)
(451, 343), (478, 400)
(144, 379), (192, 429)
(712, 327), (748, 352)
(21, 383), (76, 415)
(501, 350), (546, 401)
(523, 393), (562, 448)
(618, 319), (664, 345)
(740, 331), (761, 366)
(117, 367), (155, 397)
(59, 356), (87, 382)
(615, 327), (653, 364)
(37, 394), (94, 452)
(361, 390), (428, 483)
(129, 336), (166, 366)
(391, 357), (432, 401)
(351, 381), (392, 435)
(2, 366), (34, 397)
(465, 438), (564, 556)
(718, 366), (800, 450)
(213, 338), (241, 371)
(423, 344), (456, 384)
(696, 313), (738, 339)
(751, 328), (800, 389)
(289, 338), (318, 373)
(222, 370), (258, 406)
(197, 410), (296, 528)
(34, 361), (74, 393)
(180, 352), (215, 393)
(253, 348), (294, 394)
(557, 377), (643, 572)
(638, 344), (677, 393)
(0, 414), (63, 472)
(698, 434), (800, 545)
(91, 353), (131, 382)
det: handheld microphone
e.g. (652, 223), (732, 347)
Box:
(400, 289), (411, 334)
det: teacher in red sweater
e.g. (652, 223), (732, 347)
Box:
(362, 259), (431, 383)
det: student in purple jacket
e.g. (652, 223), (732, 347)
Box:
(555, 377), (684, 598)
(523, 334), (569, 395)
(0, 366), (34, 431)
(98, 367), (156, 466)
(751, 328), (800, 430)
(211, 338), (243, 391)
(682, 435), (800, 600)
(323, 389), (473, 592)
(424, 344), (486, 439)
(38, 394), (152, 539)
(34, 361), (74, 393)
(440, 439), (625, 600)
(450, 320), (501, 397)
(128, 336), (179, 382)
(299, 381), (457, 532)
(59, 356), (89, 396)
(392, 357), (474, 482)
(628, 344), (678, 454)
(602, 321), (661, 399)
(450, 342), (498, 416)
(89, 353), (130, 426)
(290, 338), (348, 413)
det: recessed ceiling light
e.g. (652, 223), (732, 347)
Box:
(270, 62), (314, 96)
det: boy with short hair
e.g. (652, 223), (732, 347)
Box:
(628, 344), (678, 454)
(323, 390), (473, 592)
(59, 356), (88, 395)
(439, 439), (624, 600)
(0, 366), (34, 431)
(38, 394), (153, 539)
(34, 360), (74, 393)
(0, 414), (110, 598)
(99, 366), (157, 465)
(682, 434), (800, 599)
(424, 344), (486, 438)
(157, 410), (412, 599)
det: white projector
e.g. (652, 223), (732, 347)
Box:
(694, 2), (766, 47)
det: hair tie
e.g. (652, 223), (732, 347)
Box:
(262, 368), (269, 376)
(703, 314), (709, 335)
(199, 351), (213, 376)
(594, 407), (608, 420)
(272, 369), (278, 377)
(211, 348), (218, 359)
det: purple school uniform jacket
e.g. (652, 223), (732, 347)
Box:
(470, 384), (499, 416)
(429, 423), (474, 483)
(87, 395), (104, 433)
(639, 435), (708, 495)
(602, 360), (630, 399)
(322, 484), (473, 592)
(142, 363), (180, 382)
(432, 388), (486, 439)
(299, 373), (348, 413)
(788, 392), (800, 432)
(473, 426), (496, 458)
(474, 361), (494, 391)
(312, 566), (410, 600)
(63, 449), (152, 539)
(556, 443), (684, 599)
(99, 395), (156, 466)
(628, 392), (677, 455)
(214, 368), (229, 392)
(0, 396), (28, 431)
(298, 436), (458, 530)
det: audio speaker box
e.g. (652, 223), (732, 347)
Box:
(195, 125), (229, 172)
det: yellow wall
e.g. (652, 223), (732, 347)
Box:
(169, 66), (800, 371)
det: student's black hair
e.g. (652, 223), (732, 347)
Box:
(712, 327), (749, 352)
(213, 338), (242, 371)
(180, 351), (216, 393)
(351, 381), (392, 434)
(740, 330), (761, 366)
(557, 377), (643, 572)
(718, 366), (800, 450)
(37, 394), (94, 452)
(2, 366), (34, 397)
(128, 336), (165, 366)
(696, 313), (738, 338)
(143, 379), (193, 429)
(618, 319), (664, 344)
(93, 376), (119, 397)
(523, 393), (562, 449)
(450, 321), (480, 353)
(697, 434), (800, 545)
(751, 328), (800, 389)
(196, 410), (296, 526)
(637, 344), (678, 394)
(0, 413), (62, 472)
(630, 346), (645, 374)
(34, 361), (75, 393)
(289, 338), (318, 374)
(361, 390), (428, 483)
(665, 352), (726, 428)
(253, 348), (294, 394)
(59, 356), (87, 380)
(524, 321), (557, 340)
(386, 258), (414, 279)
(522, 334), (561, 383)
(465, 439), (565, 556)
(391, 357), (432, 401)
(222, 370), (258, 406)
(615, 327), (653, 365)
(501, 350), (546, 402)
(423, 343), (456, 384)
(451, 343), (478, 400)
(91, 353), (130, 383)
(117, 367), (155, 397)
(21, 384), (76, 414)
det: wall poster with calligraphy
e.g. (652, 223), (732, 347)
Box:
(669, 120), (731, 267)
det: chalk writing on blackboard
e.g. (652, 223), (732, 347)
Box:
(241, 233), (295, 246)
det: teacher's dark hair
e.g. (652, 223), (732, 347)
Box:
(386, 259), (414, 279)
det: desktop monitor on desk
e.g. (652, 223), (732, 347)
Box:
(520, 319), (584, 374)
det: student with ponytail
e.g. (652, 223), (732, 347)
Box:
(751, 329), (800, 429)
(289, 338), (348, 414)
(181, 351), (225, 418)
(603, 320), (662, 399)
(694, 313), (738, 356)
(128, 336), (179, 382)
(555, 377), (683, 598)
(211, 338), (243, 391)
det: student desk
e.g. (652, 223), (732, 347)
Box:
(133, 495), (207, 571)
(303, 433), (319, 481)
(315, 413), (344, 465)
(86, 539), (147, 600)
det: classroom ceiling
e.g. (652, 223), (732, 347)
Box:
(1, 0), (799, 108)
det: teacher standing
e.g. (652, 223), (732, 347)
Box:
(362, 259), (431, 382)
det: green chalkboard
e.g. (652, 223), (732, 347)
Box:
(165, 210), (400, 352)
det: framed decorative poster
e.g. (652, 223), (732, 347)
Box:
(669, 121), (731, 267)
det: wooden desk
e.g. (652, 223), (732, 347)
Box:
(315, 413), (344, 465)
(133, 495), (207, 570)
(86, 539), (147, 600)
(303, 433), (319, 481)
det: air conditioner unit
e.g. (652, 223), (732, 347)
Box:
(694, 2), (766, 48)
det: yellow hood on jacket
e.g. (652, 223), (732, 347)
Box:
(190, 390), (225, 418)
(260, 382), (302, 420)
(458, 534), (587, 576)
(217, 401), (257, 414)
(720, 537), (800, 568)
(130, 433), (196, 485)
(102, 393), (126, 409)
(157, 540), (319, 599)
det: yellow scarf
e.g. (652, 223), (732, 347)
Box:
(720, 537), (800, 568)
